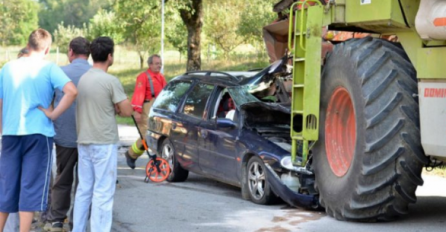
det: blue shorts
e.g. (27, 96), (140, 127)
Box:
(0, 135), (53, 212)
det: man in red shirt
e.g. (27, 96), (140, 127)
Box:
(125, 54), (167, 169)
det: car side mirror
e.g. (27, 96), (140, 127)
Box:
(216, 118), (236, 129)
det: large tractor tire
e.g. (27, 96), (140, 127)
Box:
(313, 37), (429, 221)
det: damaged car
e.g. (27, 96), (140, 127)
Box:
(146, 60), (320, 209)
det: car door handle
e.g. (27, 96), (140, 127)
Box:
(172, 123), (177, 129)
(200, 129), (208, 138)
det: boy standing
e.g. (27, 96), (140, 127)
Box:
(0, 29), (77, 232)
(73, 37), (132, 232)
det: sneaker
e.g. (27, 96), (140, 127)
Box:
(49, 222), (64, 232)
(125, 151), (136, 169)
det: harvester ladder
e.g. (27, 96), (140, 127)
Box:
(288, 1), (323, 166)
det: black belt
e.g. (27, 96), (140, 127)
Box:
(144, 99), (151, 103)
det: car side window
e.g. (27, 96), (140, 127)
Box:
(152, 81), (192, 112)
(182, 83), (214, 119)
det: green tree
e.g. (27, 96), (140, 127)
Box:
(114, 0), (161, 69)
(38, 0), (111, 33)
(0, 0), (39, 46)
(88, 9), (124, 44)
(203, 0), (244, 59)
(165, 11), (188, 58)
(237, 0), (277, 48)
(53, 23), (88, 53)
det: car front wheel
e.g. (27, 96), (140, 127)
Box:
(161, 139), (188, 182)
(246, 156), (276, 205)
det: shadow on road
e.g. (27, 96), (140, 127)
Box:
(404, 196), (446, 222)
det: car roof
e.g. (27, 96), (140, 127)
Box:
(171, 70), (259, 87)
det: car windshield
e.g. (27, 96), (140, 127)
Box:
(227, 86), (260, 107)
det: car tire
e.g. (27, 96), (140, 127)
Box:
(246, 156), (276, 205)
(241, 165), (250, 200)
(161, 139), (188, 182)
(313, 37), (428, 221)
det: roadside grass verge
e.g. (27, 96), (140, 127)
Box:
(423, 166), (446, 178)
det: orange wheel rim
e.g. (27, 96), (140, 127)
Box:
(325, 87), (356, 177)
(146, 158), (170, 182)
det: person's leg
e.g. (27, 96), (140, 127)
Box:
(18, 212), (33, 232)
(48, 145), (78, 224)
(0, 212), (9, 232)
(126, 101), (152, 168)
(39, 146), (56, 225)
(0, 136), (22, 231)
(90, 144), (117, 232)
(4, 212), (20, 232)
(72, 145), (94, 232)
(68, 162), (78, 231)
(19, 135), (53, 231)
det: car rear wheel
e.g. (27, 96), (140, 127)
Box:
(246, 156), (276, 205)
(161, 139), (188, 182)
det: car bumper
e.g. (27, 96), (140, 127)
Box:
(265, 164), (319, 209)
(146, 131), (162, 153)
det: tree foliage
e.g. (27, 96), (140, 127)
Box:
(114, 0), (161, 68)
(53, 23), (88, 53)
(88, 9), (124, 44)
(237, 0), (277, 46)
(203, 0), (245, 58)
(202, 0), (276, 57)
(0, 0), (39, 46)
(27, 0), (278, 69)
(38, 0), (111, 33)
(165, 10), (188, 56)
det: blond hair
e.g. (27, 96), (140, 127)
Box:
(28, 29), (52, 52)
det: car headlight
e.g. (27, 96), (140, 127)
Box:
(280, 156), (295, 170)
(280, 156), (313, 175)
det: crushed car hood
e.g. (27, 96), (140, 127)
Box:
(240, 102), (290, 127)
(239, 57), (287, 86)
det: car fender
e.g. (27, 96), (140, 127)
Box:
(265, 163), (320, 209)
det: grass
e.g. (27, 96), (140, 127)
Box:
(0, 45), (269, 125)
(423, 166), (446, 178)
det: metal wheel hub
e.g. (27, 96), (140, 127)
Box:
(325, 87), (356, 177)
(248, 161), (266, 200)
(162, 143), (174, 169)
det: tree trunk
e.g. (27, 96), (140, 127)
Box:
(179, 0), (203, 71)
(139, 52), (144, 69)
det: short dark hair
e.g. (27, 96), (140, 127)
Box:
(28, 28), (52, 51)
(90, 37), (114, 62)
(147, 54), (161, 65)
(70, 37), (90, 56)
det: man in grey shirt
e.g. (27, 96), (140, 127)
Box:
(47, 37), (91, 232)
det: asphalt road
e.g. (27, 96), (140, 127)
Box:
(113, 151), (446, 232)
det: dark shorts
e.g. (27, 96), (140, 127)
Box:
(0, 135), (53, 212)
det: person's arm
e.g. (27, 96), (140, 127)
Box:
(132, 73), (146, 123)
(0, 68), (3, 134)
(0, 99), (2, 134)
(116, 99), (133, 117)
(39, 82), (78, 120)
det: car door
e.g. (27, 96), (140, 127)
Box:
(198, 89), (240, 183)
(177, 83), (216, 174)
(149, 81), (194, 168)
